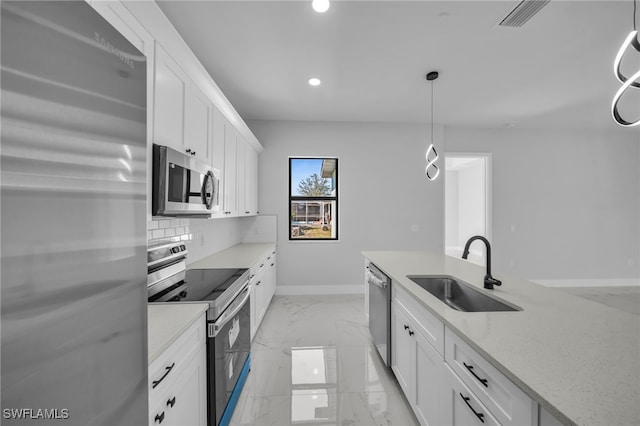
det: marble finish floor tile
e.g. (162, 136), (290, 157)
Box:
(230, 295), (418, 426)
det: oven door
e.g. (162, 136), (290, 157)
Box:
(208, 284), (251, 426)
(152, 143), (220, 217)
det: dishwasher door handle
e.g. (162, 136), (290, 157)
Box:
(368, 272), (387, 289)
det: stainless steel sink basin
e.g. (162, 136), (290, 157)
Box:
(406, 275), (521, 312)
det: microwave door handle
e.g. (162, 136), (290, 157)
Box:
(214, 174), (220, 209)
(202, 171), (214, 209)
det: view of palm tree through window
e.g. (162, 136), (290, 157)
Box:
(289, 157), (338, 240)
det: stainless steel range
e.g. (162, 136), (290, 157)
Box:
(147, 242), (251, 426)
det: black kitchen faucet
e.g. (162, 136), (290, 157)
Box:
(462, 235), (502, 290)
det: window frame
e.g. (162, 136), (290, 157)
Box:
(288, 157), (339, 241)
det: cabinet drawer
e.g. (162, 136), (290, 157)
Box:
(250, 254), (268, 278)
(149, 345), (207, 426)
(446, 364), (501, 426)
(445, 327), (535, 426)
(149, 315), (205, 405)
(393, 282), (444, 356)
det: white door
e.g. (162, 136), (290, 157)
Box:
(444, 154), (492, 266)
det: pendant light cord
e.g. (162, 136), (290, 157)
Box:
(634, 0), (637, 31)
(430, 80), (434, 145)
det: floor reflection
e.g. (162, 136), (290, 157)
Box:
(229, 295), (419, 426)
(291, 346), (338, 424)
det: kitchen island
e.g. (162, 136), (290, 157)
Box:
(362, 250), (640, 426)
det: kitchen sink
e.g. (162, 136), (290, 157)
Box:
(406, 275), (521, 312)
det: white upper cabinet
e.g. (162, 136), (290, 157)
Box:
(184, 81), (213, 165)
(153, 42), (186, 150)
(243, 143), (258, 216)
(153, 42), (212, 165)
(222, 121), (238, 217)
(212, 107), (259, 219)
(94, 0), (263, 221)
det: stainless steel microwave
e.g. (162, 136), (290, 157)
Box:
(152, 144), (220, 217)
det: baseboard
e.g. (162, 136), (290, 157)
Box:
(275, 284), (364, 295)
(531, 278), (640, 288)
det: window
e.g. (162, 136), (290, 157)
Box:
(289, 157), (338, 240)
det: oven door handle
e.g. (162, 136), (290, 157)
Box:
(211, 284), (251, 337)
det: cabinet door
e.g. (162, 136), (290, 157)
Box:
(391, 302), (413, 399)
(222, 121), (237, 216)
(253, 267), (267, 328)
(243, 145), (258, 216)
(236, 137), (247, 215)
(153, 43), (186, 151)
(150, 346), (207, 426)
(250, 282), (258, 340)
(414, 331), (445, 426)
(210, 107), (226, 218)
(266, 251), (276, 302)
(184, 81), (213, 164)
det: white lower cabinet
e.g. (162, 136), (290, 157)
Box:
(250, 248), (277, 340)
(149, 314), (206, 426)
(391, 300), (445, 426)
(445, 328), (536, 426)
(445, 364), (501, 426)
(390, 283), (538, 426)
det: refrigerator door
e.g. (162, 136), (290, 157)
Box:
(1, 2), (147, 425)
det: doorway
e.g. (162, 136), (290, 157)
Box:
(444, 154), (492, 266)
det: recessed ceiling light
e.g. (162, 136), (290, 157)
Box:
(312, 0), (330, 13)
(308, 77), (321, 86)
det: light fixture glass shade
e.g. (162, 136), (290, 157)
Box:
(312, 0), (330, 13)
(612, 30), (640, 126)
(308, 77), (321, 86)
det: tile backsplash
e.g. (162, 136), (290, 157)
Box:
(148, 218), (192, 244)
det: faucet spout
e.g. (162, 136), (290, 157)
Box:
(462, 235), (502, 290)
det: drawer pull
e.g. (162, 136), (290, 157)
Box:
(154, 412), (165, 424)
(167, 396), (176, 408)
(270, 263), (274, 267)
(460, 393), (485, 423)
(463, 362), (489, 388)
(152, 362), (175, 389)
(408, 330), (414, 336)
(404, 325), (409, 330)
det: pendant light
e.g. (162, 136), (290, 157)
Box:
(612, 0), (640, 127)
(425, 71), (440, 181)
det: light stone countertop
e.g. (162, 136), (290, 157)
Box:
(147, 303), (208, 364)
(362, 250), (640, 426)
(188, 243), (276, 269)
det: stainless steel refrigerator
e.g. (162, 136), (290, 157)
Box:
(1, 2), (148, 425)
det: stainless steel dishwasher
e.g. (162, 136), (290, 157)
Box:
(367, 263), (391, 367)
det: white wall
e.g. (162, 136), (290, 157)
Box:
(445, 169), (459, 250)
(444, 127), (640, 282)
(248, 120), (444, 292)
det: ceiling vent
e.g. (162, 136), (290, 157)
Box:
(498, 0), (550, 28)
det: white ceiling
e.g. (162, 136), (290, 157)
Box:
(157, 0), (640, 131)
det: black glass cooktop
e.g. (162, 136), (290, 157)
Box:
(148, 268), (248, 304)
(182, 268), (247, 302)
